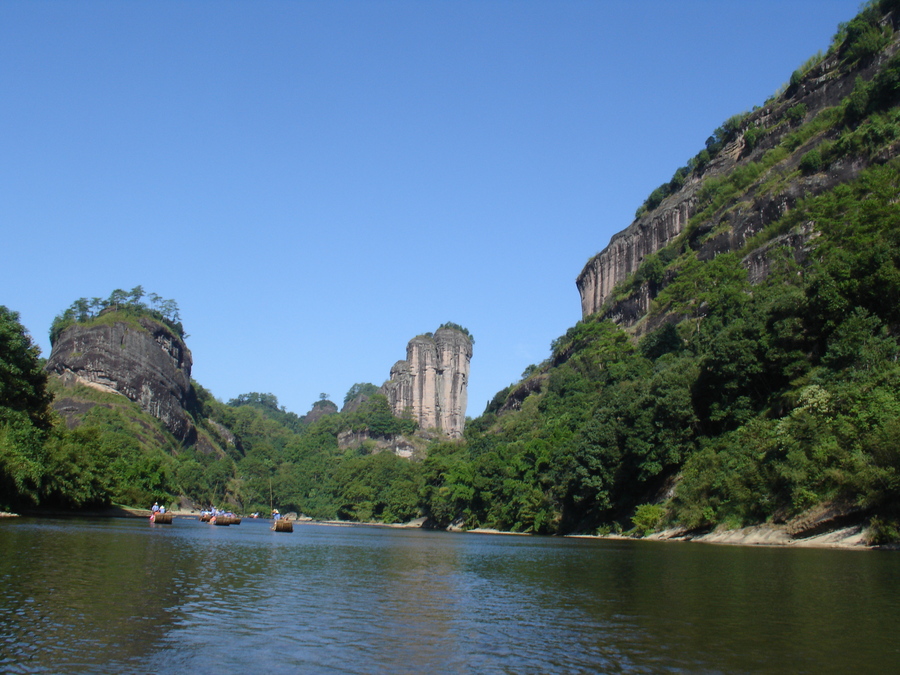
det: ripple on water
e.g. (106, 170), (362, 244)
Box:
(2, 519), (900, 674)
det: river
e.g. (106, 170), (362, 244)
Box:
(0, 516), (897, 674)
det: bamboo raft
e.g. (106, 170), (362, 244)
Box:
(150, 512), (173, 524)
(272, 519), (293, 533)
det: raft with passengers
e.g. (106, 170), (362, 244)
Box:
(149, 502), (173, 524)
(271, 509), (293, 532)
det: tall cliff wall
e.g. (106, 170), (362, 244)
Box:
(576, 196), (697, 318)
(381, 327), (472, 438)
(45, 314), (197, 442)
(576, 27), (897, 323)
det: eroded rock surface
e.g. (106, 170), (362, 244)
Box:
(381, 327), (472, 438)
(576, 42), (892, 323)
(45, 315), (196, 442)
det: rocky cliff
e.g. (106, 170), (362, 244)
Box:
(381, 327), (472, 438)
(45, 313), (197, 442)
(576, 17), (899, 325)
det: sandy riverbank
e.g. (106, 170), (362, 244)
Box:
(307, 516), (882, 548)
(569, 523), (876, 550)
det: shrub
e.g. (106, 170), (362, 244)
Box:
(867, 517), (900, 545)
(790, 51), (825, 88)
(840, 16), (891, 64)
(786, 103), (808, 126)
(744, 126), (762, 152)
(631, 503), (665, 536)
(800, 149), (824, 174)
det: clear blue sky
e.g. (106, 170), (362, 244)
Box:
(2, 1), (862, 418)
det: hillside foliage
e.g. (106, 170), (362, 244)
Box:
(3, 2), (900, 543)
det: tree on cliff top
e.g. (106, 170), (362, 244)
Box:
(229, 392), (281, 411)
(50, 288), (185, 345)
(438, 322), (474, 344)
(344, 383), (379, 405)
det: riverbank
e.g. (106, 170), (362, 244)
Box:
(569, 523), (878, 550)
(309, 515), (885, 548)
(5, 508), (895, 550)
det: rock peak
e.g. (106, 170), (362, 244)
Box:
(381, 326), (472, 438)
(45, 314), (197, 442)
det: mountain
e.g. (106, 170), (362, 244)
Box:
(46, 309), (198, 443)
(2, 306), (472, 519)
(578, 4), (900, 331)
(420, 0), (900, 541)
(381, 325), (473, 438)
(3, 2), (899, 543)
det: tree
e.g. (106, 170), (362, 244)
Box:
(344, 383), (379, 404)
(108, 288), (128, 310)
(72, 298), (90, 322)
(159, 298), (179, 323)
(0, 306), (53, 429)
(229, 392), (280, 410)
(128, 285), (145, 306)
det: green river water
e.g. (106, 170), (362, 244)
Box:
(0, 516), (897, 673)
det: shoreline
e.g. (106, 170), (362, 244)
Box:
(4, 509), (896, 551)
(569, 523), (884, 550)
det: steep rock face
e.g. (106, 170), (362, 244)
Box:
(576, 38), (893, 322)
(381, 327), (472, 438)
(577, 197), (696, 318)
(45, 315), (196, 442)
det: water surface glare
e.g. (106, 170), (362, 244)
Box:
(1, 517), (898, 673)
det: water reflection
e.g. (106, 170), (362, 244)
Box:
(1, 518), (899, 674)
(0, 518), (189, 672)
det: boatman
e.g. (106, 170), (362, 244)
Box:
(272, 509), (281, 521)
(151, 502), (160, 513)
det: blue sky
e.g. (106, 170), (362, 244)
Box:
(2, 1), (862, 418)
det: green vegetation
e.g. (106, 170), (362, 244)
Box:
(438, 322), (475, 344)
(790, 51), (825, 88)
(4, 1), (900, 545)
(227, 392), (304, 432)
(1, 306), (53, 430)
(412, 1), (900, 539)
(50, 286), (184, 344)
(2, 307), (181, 511)
(343, 382), (379, 404)
(834, 1), (894, 65)
(632, 504), (665, 536)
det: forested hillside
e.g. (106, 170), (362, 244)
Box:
(2, 1), (899, 543)
(1, 292), (421, 517)
(423, 0), (900, 541)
